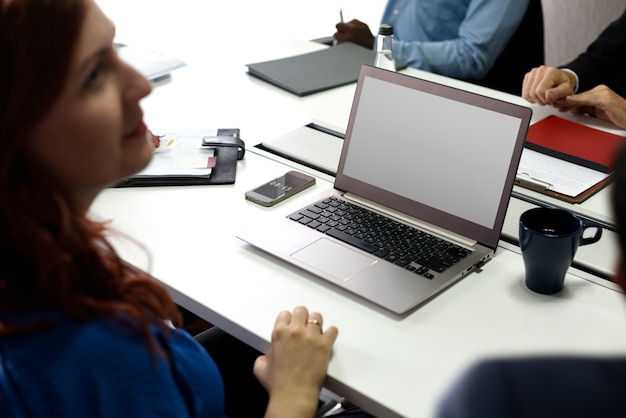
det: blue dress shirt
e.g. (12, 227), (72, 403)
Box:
(381, 0), (529, 79)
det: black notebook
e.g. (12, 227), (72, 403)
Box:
(246, 42), (383, 96)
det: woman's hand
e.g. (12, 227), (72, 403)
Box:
(254, 306), (339, 418)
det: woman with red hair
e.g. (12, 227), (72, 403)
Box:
(0, 0), (337, 417)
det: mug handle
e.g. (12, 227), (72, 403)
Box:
(580, 220), (603, 246)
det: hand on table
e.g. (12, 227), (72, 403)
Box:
(254, 306), (339, 418)
(558, 85), (626, 130)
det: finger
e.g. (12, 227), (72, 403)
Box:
(545, 84), (573, 104)
(523, 67), (549, 104)
(306, 316), (323, 333)
(291, 306), (309, 325)
(535, 78), (562, 105)
(522, 69), (543, 103)
(274, 310), (291, 328)
(307, 311), (323, 326)
(335, 22), (349, 31)
(252, 355), (269, 388)
(322, 325), (339, 345)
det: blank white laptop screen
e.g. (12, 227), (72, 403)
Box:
(342, 76), (522, 230)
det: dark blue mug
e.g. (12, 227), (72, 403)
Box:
(519, 208), (603, 294)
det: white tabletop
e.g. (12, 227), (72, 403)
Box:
(92, 151), (626, 418)
(92, 1), (626, 416)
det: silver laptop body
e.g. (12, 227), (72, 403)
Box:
(239, 65), (532, 315)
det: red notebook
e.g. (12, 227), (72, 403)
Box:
(525, 115), (626, 173)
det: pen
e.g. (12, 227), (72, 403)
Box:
(340, 8), (344, 23)
(515, 173), (552, 192)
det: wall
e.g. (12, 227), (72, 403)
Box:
(542, 0), (625, 66)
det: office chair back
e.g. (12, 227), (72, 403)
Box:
(477, 0), (545, 95)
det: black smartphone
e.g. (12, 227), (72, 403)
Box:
(245, 171), (316, 207)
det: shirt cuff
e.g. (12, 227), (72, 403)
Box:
(559, 68), (580, 93)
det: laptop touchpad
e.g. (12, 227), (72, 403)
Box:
(291, 238), (376, 281)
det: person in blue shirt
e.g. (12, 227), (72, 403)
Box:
(334, 0), (530, 82)
(522, 7), (626, 130)
(0, 0), (338, 417)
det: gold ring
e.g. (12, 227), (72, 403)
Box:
(307, 319), (322, 329)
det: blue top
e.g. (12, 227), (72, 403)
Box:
(437, 356), (626, 417)
(0, 313), (225, 418)
(381, 0), (529, 79)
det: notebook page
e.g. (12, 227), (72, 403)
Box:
(517, 149), (609, 197)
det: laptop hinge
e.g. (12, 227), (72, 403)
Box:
(343, 193), (477, 248)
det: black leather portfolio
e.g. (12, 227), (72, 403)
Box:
(114, 131), (245, 188)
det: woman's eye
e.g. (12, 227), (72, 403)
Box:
(84, 66), (102, 87)
(84, 50), (115, 89)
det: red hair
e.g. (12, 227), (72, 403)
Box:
(0, 0), (180, 343)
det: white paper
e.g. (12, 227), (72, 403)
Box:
(517, 149), (609, 197)
(137, 131), (215, 177)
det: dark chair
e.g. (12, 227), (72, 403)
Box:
(476, 0), (545, 95)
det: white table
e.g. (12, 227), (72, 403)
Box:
(92, 150), (626, 417)
(92, 2), (626, 416)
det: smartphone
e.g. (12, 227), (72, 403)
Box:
(245, 171), (316, 207)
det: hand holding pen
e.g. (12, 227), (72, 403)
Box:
(333, 9), (375, 49)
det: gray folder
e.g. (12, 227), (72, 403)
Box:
(246, 42), (378, 96)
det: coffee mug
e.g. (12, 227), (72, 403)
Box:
(519, 208), (603, 294)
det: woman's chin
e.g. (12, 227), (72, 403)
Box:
(120, 135), (155, 179)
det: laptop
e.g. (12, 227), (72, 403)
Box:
(239, 65), (532, 315)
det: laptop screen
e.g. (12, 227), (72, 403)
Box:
(335, 65), (532, 248)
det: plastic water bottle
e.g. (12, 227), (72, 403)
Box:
(374, 24), (396, 71)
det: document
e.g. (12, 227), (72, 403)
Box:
(516, 149), (610, 198)
(117, 128), (243, 188)
(516, 115), (624, 202)
(138, 132), (216, 177)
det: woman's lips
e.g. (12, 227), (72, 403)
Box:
(125, 121), (147, 139)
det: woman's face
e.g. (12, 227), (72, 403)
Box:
(28, 0), (152, 206)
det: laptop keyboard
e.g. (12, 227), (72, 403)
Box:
(288, 196), (470, 279)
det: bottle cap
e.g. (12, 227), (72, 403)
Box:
(378, 24), (393, 36)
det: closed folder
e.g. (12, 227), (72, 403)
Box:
(525, 115), (626, 173)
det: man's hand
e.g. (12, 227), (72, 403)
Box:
(333, 19), (375, 49)
(560, 85), (626, 129)
(522, 65), (577, 105)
